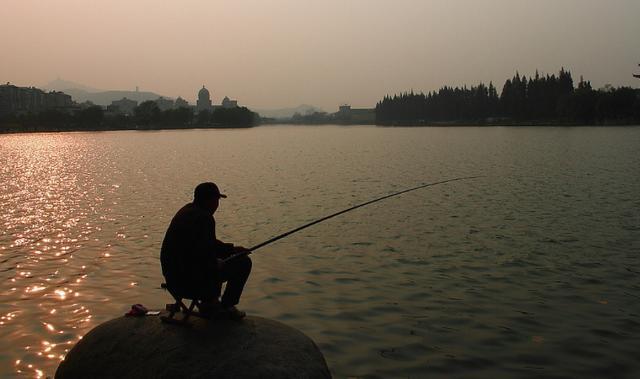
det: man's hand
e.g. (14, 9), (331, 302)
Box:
(218, 247), (251, 268)
(232, 246), (252, 255)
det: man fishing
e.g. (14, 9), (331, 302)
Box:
(160, 182), (252, 320)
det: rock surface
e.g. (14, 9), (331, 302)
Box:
(55, 314), (331, 379)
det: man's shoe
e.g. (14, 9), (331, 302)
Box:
(198, 301), (222, 318)
(216, 306), (246, 321)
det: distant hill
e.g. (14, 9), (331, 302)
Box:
(62, 89), (171, 106)
(43, 78), (102, 93)
(42, 79), (171, 106)
(254, 104), (324, 119)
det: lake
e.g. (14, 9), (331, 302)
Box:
(1, 125), (639, 378)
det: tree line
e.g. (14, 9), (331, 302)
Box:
(376, 68), (640, 125)
(0, 100), (258, 133)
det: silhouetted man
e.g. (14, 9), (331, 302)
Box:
(161, 182), (252, 320)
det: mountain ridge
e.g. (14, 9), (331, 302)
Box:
(42, 78), (169, 106)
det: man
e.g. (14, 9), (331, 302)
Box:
(160, 182), (252, 320)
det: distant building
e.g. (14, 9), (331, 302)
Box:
(196, 86), (212, 112)
(0, 83), (74, 116)
(338, 105), (351, 114)
(194, 85), (243, 113)
(155, 97), (174, 111)
(222, 96), (238, 109)
(174, 96), (189, 109)
(48, 91), (73, 109)
(334, 104), (375, 124)
(107, 97), (138, 115)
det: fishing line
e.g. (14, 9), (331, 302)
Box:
(223, 175), (484, 263)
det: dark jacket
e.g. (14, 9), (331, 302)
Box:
(160, 202), (233, 299)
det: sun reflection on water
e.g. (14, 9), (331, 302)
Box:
(0, 134), (110, 377)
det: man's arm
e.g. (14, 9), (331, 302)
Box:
(208, 216), (250, 267)
(214, 239), (235, 254)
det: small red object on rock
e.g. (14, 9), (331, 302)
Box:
(125, 304), (148, 317)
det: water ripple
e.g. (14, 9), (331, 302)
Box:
(0, 127), (639, 378)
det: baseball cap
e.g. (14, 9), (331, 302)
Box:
(194, 182), (227, 202)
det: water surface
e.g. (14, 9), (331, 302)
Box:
(1, 126), (639, 378)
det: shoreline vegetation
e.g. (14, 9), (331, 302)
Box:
(2, 68), (639, 134)
(377, 68), (640, 126)
(0, 100), (258, 134)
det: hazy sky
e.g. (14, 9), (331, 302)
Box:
(2, 0), (639, 110)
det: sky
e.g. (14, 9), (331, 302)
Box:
(2, 0), (639, 110)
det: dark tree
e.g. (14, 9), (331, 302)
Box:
(196, 110), (212, 125)
(159, 107), (194, 127)
(212, 107), (257, 127)
(376, 68), (639, 125)
(134, 101), (161, 126)
(75, 106), (104, 126)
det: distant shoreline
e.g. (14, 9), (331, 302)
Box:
(0, 123), (254, 135)
(2, 122), (639, 135)
(375, 120), (640, 127)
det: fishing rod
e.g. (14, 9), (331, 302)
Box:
(222, 175), (483, 263)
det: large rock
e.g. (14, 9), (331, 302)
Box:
(56, 314), (331, 379)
